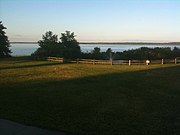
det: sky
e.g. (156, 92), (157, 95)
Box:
(0, 0), (180, 42)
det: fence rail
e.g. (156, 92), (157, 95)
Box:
(47, 57), (64, 63)
(45, 57), (180, 65)
(77, 59), (113, 65)
(76, 58), (180, 65)
(113, 60), (129, 65)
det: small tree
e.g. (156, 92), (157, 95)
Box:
(172, 47), (180, 58)
(106, 48), (112, 60)
(60, 31), (81, 59)
(92, 47), (101, 59)
(0, 21), (11, 57)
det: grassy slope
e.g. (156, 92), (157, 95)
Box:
(0, 57), (180, 135)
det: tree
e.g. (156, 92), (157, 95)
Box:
(32, 31), (63, 57)
(172, 47), (180, 58)
(92, 47), (100, 54)
(106, 48), (112, 60)
(92, 47), (101, 59)
(60, 31), (81, 59)
(32, 31), (81, 59)
(0, 21), (11, 57)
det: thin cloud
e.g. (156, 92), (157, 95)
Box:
(12, 34), (23, 37)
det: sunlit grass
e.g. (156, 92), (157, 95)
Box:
(0, 57), (180, 135)
(0, 57), (174, 85)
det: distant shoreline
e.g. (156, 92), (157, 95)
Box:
(10, 42), (180, 45)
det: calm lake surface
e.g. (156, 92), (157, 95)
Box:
(11, 43), (180, 56)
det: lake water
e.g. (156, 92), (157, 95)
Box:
(10, 43), (180, 56)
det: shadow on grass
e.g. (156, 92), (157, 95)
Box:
(0, 65), (180, 135)
(0, 62), (64, 70)
(0, 56), (71, 70)
(0, 56), (32, 61)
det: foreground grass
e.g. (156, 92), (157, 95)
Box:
(0, 57), (180, 135)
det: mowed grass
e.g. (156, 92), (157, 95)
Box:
(0, 57), (180, 135)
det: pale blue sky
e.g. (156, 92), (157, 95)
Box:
(0, 0), (180, 42)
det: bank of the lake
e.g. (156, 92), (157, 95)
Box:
(10, 43), (180, 56)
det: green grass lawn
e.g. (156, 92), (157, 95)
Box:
(0, 57), (180, 135)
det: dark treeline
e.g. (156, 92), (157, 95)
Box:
(32, 31), (180, 60)
(82, 47), (180, 60)
(116, 47), (180, 60)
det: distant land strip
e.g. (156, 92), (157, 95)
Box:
(10, 42), (180, 45)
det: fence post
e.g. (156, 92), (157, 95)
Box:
(161, 59), (164, 64)
(110, 60), (113, 65)
(77, 58), (79, 64)
(129, 60), (131, 66)
(146, 60), (150, 65)
(93, 59), (95, 65)
(175, 58), (177, 64)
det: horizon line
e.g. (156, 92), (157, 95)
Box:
(10, 41), (180, 45)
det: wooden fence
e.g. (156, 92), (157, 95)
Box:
(76, 59), (113, 65)
(76, 58), (180, 65)
(47, 57), (64, 63)
(45, 57), (180, 65)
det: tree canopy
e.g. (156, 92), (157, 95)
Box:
(61, 31), (81, 59)
(33, 31), (180, 60)
(0, 21), (11, 57)
(32, 31), (80, 59)
(32, 31), (62, 57)
(81, 47), (180, 60)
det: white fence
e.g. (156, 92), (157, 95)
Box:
(45, 57), (180, 65)
(76, 58), (180, 65)
(76, 59), (113, 65)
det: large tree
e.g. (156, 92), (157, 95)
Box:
(32, 31), (63, 57)
(33, 31), (81, 59)
(0, 21), (11, 57)
(60, 31), (81, 59)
